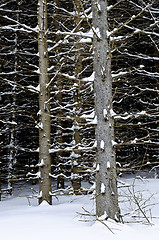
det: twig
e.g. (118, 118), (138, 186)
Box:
(77, 207), (115, 234)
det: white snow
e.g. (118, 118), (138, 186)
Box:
(100, 140), (105, 150)
(131, 15), (136, 19)
(93, 27), (101, 39)
(97, 2), (101, 12)
(107, 5), (113, 11)
(112, 140), (118, 146)
(27, 84), (40, 92)
(34, 68), (40, 74)
(89, 115), (97, 125)
(79, 38), (92, 43)
(70, 152), (81, 159)
(134, 28), (140, 33)
(110, 109), (116, 117)
(35, 122), (43, 130)
(103, 108), (108, 119)
(37, 190), (42, 198)
(36, 171), (41, 179)
(112, 71), (128, 78)
(107, 161), (111, 169)
(96, 164), (100, 171)
(81, 110), (95, 120)
(83, 71), (95, 82)
(37, 109), (42, 116)
(35, 147), (39, 152)
(37, 159), (45, 167)
(72, 160), (78, 166)
(0, 120), (17, 125)
(140, 64), (144, 68)
(1, 178), (159, 239)
(98, 211), (108, 220)
(10, 121), (17, 125)
(101, 183), (105, 193)
(93, 140), (97, 148)
(131, 138), (138, 144)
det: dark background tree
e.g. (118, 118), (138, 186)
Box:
(0, 0), (39, 192)
(0, 0), (158, 202)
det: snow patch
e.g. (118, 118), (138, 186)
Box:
(37, 159), (45, 167)
(131, 138), (138, 144)
(96, 2), (101, 12)
(72, 160), (78, 166)
(1, 178), (159, 239)
(37, 109), (42, 116)
(103, 109), (108, 119)
(83, 72), (95, 82)
(39, 200), (50, 206)
(70, 152), (80, 159)
(110, 109), (116, 117)
(35, 122), (43, 130)
(36, 171), (41, 179)
(100, 140), (105, 150)
(112, 140), (117, 146)
(93, 140), (97, 148)
(38, 190), (42, 198)
(107, 161), (110, 169)
(96, 164), (100, 171)
(101, 183), (105, 194)
(89, 115), (97, 125)
(98, 211), (108, 221)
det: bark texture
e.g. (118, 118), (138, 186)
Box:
(92, 0), (120, 220)
(54, 0), (65, 189)
(38, 0), (52, 205)
(71, 0), (83, 195)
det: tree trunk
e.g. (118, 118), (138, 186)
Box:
(7, 11), (19, 196)
(38, 0), (52, 205)
(71, 0), (83, 195)
(92, 0), (120, 221)
(54, 0), (65, 190)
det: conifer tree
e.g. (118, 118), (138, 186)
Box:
(38, 0), (52, 204)
(92, 0), (120, 220)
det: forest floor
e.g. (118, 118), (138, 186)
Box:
(1, 176), (159, 240)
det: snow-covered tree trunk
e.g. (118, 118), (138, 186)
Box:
(54, 0), (65, 190)
(8, 91), (16, 195)
(7, 14), (19, 195)
(71, 0), (83, 195)
(92, 0), (120, 220)
(38, 0), (52, 205)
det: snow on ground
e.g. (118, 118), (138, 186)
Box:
(1, 177), (159, 240)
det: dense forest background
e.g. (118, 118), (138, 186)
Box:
(0, 0), (158, 199)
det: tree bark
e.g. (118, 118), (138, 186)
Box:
(7, 11), (19, 196)
(71, 0), (83, 195)
(54, 0), (65, 190)
(92, 0), (120, 221)
(38, 0), (52, 205)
